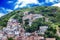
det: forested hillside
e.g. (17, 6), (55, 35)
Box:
(0, 6), (60, 27)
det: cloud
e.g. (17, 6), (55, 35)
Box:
(0, 13), (5, 17)
(45, 0), (54, 3)
(52, 3), (60, 7)
(14, 0), (40, 9)
(14, 0), (60, 9)
(5, 8), (13, 12)
(0, 0), (60, 16)
(7, 1), (13, 3)
(0, 7), (13, 17)
(0, 7), (13, 15)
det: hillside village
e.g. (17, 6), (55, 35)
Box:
(0, 11), (57, 40)
(0, 6), (60, 40)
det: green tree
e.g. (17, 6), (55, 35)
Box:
(8, 37), (13, 40)
(45, 24), (57, 38)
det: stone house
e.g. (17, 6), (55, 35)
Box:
(45, 38), (55, 40)
(39, 26), (48, 34)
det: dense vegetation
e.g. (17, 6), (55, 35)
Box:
(0, 6), (60, 40)
(8, 37), (13, 40)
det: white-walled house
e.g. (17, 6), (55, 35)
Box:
(39, 26), (48, 34)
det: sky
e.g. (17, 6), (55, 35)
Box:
(0, 0), (60, 17)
